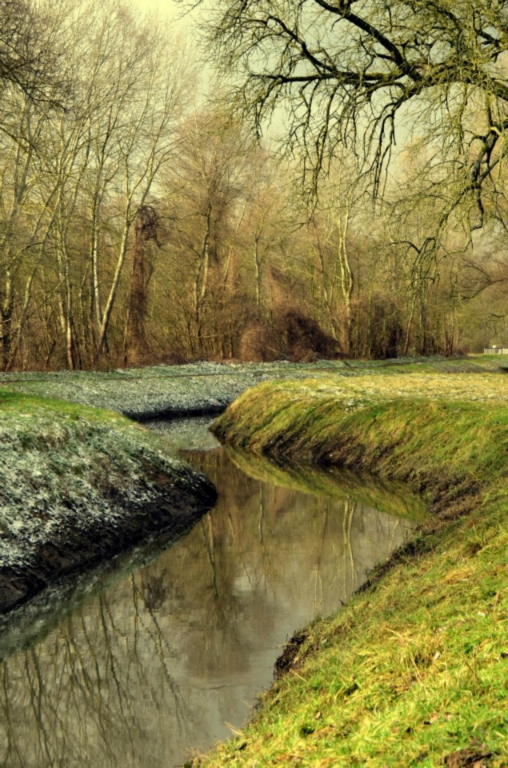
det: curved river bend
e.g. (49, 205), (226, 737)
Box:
(0, 417), (424, 768)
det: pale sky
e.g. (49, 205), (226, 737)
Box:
(129, 0), (193, 24)
(130, 0), (177, 15)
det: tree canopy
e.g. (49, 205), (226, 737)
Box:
(201, 1), (508, 210)
(0, 0), (57, 101)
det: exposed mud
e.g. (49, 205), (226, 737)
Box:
(274, 630), (309, 679)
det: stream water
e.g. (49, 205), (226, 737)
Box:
(0, 417), (425, 768)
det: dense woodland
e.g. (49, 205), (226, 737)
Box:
(1, 0), (508, 370)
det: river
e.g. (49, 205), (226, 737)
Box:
(0, 417), (424, 768)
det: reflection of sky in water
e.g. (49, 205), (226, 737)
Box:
(0, 427), (420, 768)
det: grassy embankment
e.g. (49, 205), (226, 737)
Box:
(0, 389), (216, 612)
(195, 371), (508, 768)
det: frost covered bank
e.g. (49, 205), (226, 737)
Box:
(0, 393), (216, 613)
(0, 361), (348, 419)
(0, 357), (501, 421)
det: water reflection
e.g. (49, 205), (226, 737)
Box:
(0, 437), (422, 768)
(145, 415), (221, 452)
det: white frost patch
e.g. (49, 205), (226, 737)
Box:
(0, 408), (211, 574)
(0, 361), (349, 419)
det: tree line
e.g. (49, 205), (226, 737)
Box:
(0, 0), (506, 370)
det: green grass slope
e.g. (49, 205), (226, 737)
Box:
(195, 374), (508, 767)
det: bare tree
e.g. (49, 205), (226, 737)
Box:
(0, 0), (195, 370)
(201, 6), (503, 169)
(193, 0), (508, 269)
(124, 205), (161, 365)
(0, 0), (59, 102)
(164, 110), (256, 357)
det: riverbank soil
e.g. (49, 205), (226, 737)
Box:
(193, 371), (508, 767)
(0, 391), (216, 613)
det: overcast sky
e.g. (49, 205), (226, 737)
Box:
(130, 0), (176, 15)
(130, 0), (193, 24)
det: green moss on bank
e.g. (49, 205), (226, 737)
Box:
(0, 388), (127, 421)
(195, 376), (508, 767)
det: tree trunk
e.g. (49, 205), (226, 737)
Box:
(124, 206), (158, 365)
(337, 210), (353, 355)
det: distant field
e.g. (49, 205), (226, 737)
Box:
(0, 355), (506, 419)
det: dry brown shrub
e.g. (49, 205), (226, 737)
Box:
(283, 310), (341, 361)
(238, 311), (341, 362)
(238, 323), (282, 362)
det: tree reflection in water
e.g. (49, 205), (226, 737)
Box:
(0, 445), (421, 768)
